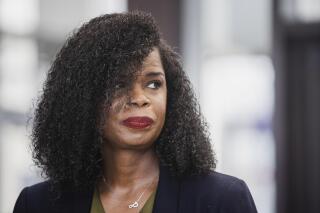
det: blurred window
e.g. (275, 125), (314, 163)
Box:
(281, 0), (320, 23)
(200, 0), (275, 213)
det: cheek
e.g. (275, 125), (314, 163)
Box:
(102, 117), (124, 145)
(155, 93), (167, 121)
(101, 105), (121, 138)
(110, 97), (127, 114)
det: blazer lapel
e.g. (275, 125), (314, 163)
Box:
(152, 166), (181, 213)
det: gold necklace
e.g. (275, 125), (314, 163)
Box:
(102, 175), (158, 209)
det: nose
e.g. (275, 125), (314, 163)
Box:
(126, 85), (150, 108)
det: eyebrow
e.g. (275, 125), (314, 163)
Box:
(142, 71), (165, 78)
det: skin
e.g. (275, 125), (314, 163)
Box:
(99, 48), (167, 212)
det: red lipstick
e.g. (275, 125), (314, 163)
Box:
(122, 116), (154, 129)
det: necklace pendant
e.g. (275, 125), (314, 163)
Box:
(128, 201), (139, 208)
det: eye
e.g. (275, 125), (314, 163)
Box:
(147, 80), (162, 89)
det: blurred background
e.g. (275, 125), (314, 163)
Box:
(0, 0), (319, 212)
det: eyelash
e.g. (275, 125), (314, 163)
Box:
(147, 80), (162, 89)
(115, 80), (162, 90)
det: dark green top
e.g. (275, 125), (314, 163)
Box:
(90, 187), (157, 213)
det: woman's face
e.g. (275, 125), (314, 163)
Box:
(102, 48), (167, 150)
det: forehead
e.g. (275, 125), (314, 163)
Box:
(115, 48), (165, 80)
(140, 48), (164, 74)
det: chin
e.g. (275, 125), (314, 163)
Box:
(123, 142), (154, 150)
(120, 137), (155, 148)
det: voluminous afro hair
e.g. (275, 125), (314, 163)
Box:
(32, 11), (216, 193)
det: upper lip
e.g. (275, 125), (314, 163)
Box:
(122, 116), (154, 125)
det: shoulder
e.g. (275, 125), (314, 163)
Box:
(180, 171), (258, 212)
(181, 170), (246, 194)
(20, 181), (51, 196)
(13, 181), (59, 213)
(13, 181), (93, 213)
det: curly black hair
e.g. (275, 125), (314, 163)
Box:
(31, 11), (216, 193)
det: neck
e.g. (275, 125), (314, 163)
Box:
(102, 146), (159, 188)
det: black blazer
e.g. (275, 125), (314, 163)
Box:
(13, 166), (257, 213)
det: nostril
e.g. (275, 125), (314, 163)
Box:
(127, 96), (150, 107)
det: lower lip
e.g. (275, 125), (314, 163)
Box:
(122, 122), (152, 129)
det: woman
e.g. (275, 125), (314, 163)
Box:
(13, 11), (257, 213)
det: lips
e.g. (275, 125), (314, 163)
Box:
(122, 116), (154, 129)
